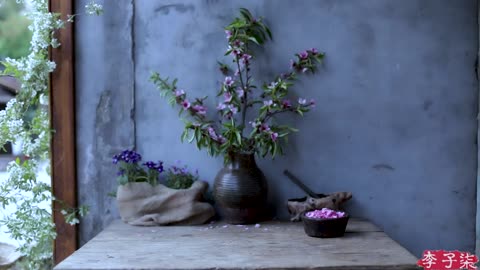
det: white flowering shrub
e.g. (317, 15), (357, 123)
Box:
(0, 0), (102, 269)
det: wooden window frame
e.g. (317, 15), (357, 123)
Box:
(49, 0), (77, 265)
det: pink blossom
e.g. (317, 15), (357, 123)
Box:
(241, 54), (252, 65)
(298, 98), (307, 105)
(234, 69), (240, 76)
(268, 82), (278, 89)
(263, 100), (273, 107)
(175, 89), (185, 97)
(236, 88), (244, 98)
(192, 105), (207, 115)
(225, 30), (232, 39)
(309, 48), (318, 55)
(259, 124), (270, 132)
(217, 103), (226, 110)
(224, 92), (233, 103)
(207, 126), (218, 140)
(233, 40), (243, 47)
(181, 100), (190, 109)
(224, 76), (234, 87)
(305, 208), (345, 219)
(271, 132), (278, 141)
(309, 99), (316, 107)
(218, 136), (226, 144)
(290, 59), (296, 69)
(228, 104), (238, 114)
(282, 99), (292, 109)
(299, 50), (309, 59)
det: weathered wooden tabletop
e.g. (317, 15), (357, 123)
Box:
(54, 219), (419, 270)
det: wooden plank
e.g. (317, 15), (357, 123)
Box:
(54, 219), (419, 270)
(49, 0), (77, 265)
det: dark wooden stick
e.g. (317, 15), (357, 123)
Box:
(283, 170), (320, 198)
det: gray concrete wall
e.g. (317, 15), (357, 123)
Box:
(76, 0), (478, 257)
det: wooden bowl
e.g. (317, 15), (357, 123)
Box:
(301, 212), (349, 238)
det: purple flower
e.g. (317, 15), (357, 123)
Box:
(224, 92), (233, 103)
(116, 169), (125, 176)
(282, 99), (292, 109)
(113, 150), (142, 164)
(298, 98), (307, 105)
(225, 30), (232, 39)
(309, 48), (318, 55)
(263, 100), (273, 107)
(217, 103), (226, 110)
(271, 132), (279, 141)
(234, 69), (240, 76)
(232, 49), (241, 56)
(228, 104), (238, 114)
(143, 161), (164, 173)
(175, 89), (185, 97)
(182, 100), (191, 109)
(299, 51), (309, 59)
(144, 161), (155, 168)
(224, 76), (234, 87)
(236, 88), (244, 98)
(309, 99), (316, 107)
(192, 105), (207, 115)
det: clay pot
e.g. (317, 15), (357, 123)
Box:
(213, 152), (268, 224)
(301, 212), (350, 238)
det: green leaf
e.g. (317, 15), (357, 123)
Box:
(188, 131), (196, 143)
(239, 8), (253, 21)
(248, 36), (260, 45)
(265, 26), (272, 40)
(236, 132), (242, 145)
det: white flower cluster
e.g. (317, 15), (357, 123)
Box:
(0, 100), (27, 145)
(86, 1), (104, 15)
(5, 159), (38, 192)
(25, 0), (64, 54)
(0, 1), (102, 267)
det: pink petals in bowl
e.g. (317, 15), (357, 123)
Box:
(301, 208), (349, 238)
(305, 208), (346, 219)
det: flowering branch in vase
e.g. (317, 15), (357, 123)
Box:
(151, 8), (324, 159)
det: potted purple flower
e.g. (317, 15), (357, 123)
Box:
(113, 149), (164, 186)
(150, 8), (324, 224)
(112, 150), (215, 225)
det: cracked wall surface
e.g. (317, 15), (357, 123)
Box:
(76, 0), (478, 256)
(75, 0), (135, 245)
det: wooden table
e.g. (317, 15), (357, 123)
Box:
(54, 219), (419, 270)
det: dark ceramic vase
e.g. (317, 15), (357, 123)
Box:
(213, 152), (268, 224)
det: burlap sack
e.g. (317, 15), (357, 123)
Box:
(116, 181), (215, 226)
